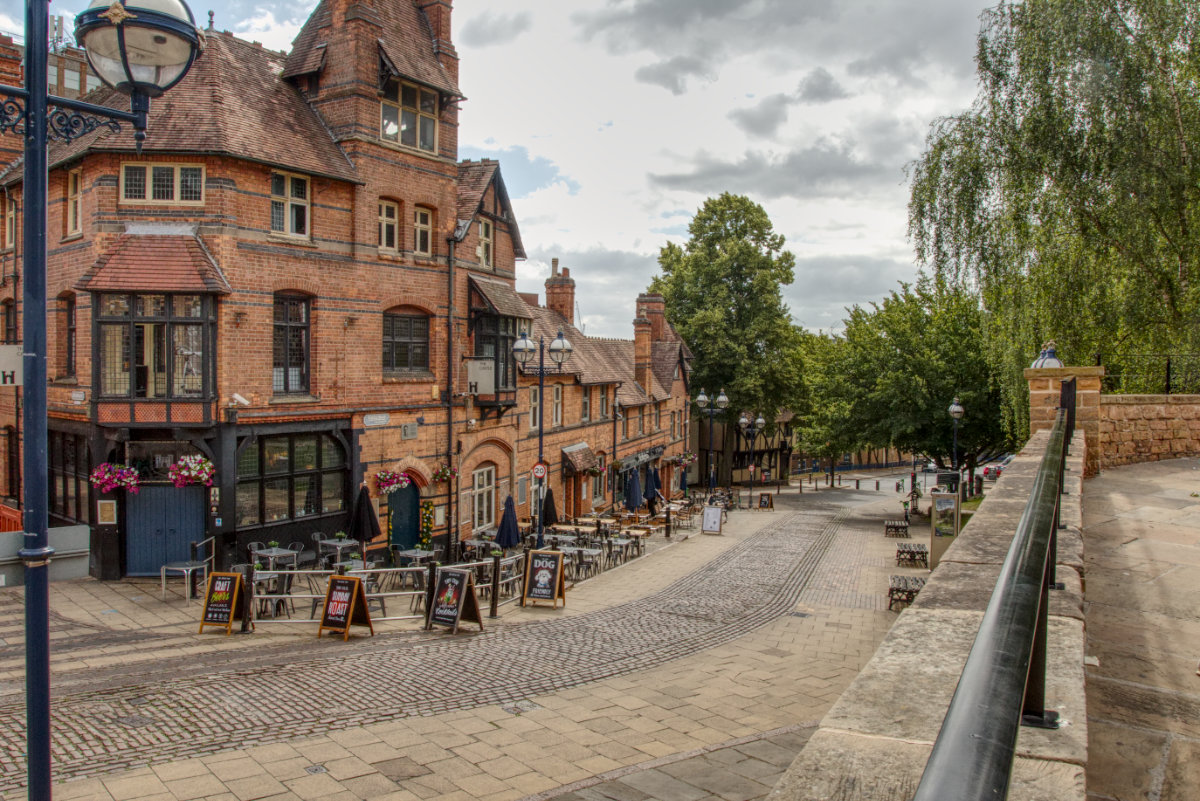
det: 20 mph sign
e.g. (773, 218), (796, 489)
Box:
(532, 462), (548, 479)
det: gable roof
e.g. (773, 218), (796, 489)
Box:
(3, 32), (357, 185)
(75, 229), (232, 294)
(285, 0), (460, 98)
(457, 160), (525, 258)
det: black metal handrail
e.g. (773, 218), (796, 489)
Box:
(911, 395), (1072, 801)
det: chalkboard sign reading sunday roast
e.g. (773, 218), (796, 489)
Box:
(522, 549), (566, 607)
(317, 575), (375, 640)
(425, 568), (484, 633)
(199, 572), (248, 635)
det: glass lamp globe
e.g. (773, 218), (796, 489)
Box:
(512, 332), (536, 364)
(548, 331), (573, 364)
(715, 389), (729, 409)
(76, 0), (205, 97)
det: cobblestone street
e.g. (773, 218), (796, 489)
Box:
(0, 481), (914, 800)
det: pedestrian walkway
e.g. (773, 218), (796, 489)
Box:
(1082, 458), (1200, 801)
(0, 482), (916, 801)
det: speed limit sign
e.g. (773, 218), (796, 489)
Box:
(532, 462), (547, 479)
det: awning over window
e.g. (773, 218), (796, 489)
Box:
(469, 276), (532, 321)
(76, 232), (231, 294)
(562, 442), (597, 474)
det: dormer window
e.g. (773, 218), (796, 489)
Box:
(380, 77), (438, 153)
(478, 220), (492, 267)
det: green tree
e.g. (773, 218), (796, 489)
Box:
(803, 276), (1008, 476)
(651, 194), (805, 482)
(908, 0), (1200, 437)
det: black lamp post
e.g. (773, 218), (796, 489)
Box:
(739, 412), (765, 494)
(513, 329), (572, 548)
(0, 2), (203, 797)
(611, 399), (622, 512)
(949, 396), (964, 471)
(694, 388), (727, 493)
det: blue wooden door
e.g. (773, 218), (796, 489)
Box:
(125, 486), (206, 576)
(388, 484), (420, 550)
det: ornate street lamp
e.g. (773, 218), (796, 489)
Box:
(694, 388), (727, 493)
(738, 412), (766, 494)
(513, 329), (572, 548)
(949, 397), (965, 471)
(1, 3), (203, 797)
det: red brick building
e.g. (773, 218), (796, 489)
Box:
(0, 1), (690, 577)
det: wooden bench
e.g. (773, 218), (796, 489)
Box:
(884, 519), (910, 537)
(895, 542), (929, 568)
(888, 575), (926, 611)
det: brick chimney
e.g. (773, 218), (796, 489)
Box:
(417, 0), (458, 79)
(633, 307), (653, 396)
(544, 258), (575, 326)
(638, 292), (667, 341)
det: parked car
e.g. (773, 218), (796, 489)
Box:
(983, 455), (1013, 479)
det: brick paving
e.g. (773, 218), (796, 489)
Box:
(0, 481), (917, 800)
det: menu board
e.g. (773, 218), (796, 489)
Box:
(758, 493), (774, 510)
(522, 550), (566, 607)
(701, 505), (723, 535)
(199, 572), (247, 635)
(929, 491), (961, 570)
(318, 575), (375, 640)
(426, 567), (484, 633)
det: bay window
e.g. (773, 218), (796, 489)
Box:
(96, 293), (215, 399)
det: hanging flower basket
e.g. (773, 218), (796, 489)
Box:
(431, 464), (458, 482)
(673, 451), (697, 467)
(90, 462), (140, 495)
(168, 455), (215, 488)
(375, 470), (411, 494)
(584, 465), (604, 477)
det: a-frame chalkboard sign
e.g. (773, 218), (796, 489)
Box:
(522, 549), (566, 608)
(758, 492), (774, 510)
(425, 567), (484, 634)
(317, 574), (375, 640)
(199, 572), (249, 635)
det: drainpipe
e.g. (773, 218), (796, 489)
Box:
(445, 237), (457, 562)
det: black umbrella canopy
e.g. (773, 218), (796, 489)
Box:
(348, 484), (383, 558)
(625, 471), (642, 513)
(542, 487), (559, 529)
(496, 495), (520, 549)
(644, 467), (660, 503)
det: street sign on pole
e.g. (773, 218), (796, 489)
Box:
(0, 345), (23, 386)
(532, 462), (547, 480)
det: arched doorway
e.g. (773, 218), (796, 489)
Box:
(388, 483), (420, 550)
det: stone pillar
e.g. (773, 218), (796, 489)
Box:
(1024, 365), (1103, 476)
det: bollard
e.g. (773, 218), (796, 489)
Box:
(876, 480), (879, 491)
(520, 549), (530, 607)
(855, 479), (860, 490)
(425, 561), (438, 616)
(489, 553), (501, 618)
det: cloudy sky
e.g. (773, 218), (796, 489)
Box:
(2, 0), (994, 337)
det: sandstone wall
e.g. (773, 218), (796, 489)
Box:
(1098, 395), (1200, 470)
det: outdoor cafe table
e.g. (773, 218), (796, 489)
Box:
(393, 548), (434, 565)
(251, 546), (298, 570)
(317, 538), (359, 562)
(160, 559), (207, 602)
(332, 559), (373, 572)
(461, 538), (496, 557)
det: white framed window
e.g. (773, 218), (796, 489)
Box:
(380, 77), (438, 153)
(593, 456), (606, 502)
(378, 200), (399, 252)
(47, 64), (57, 89)
(639, 407), (645, 435)
(530, 386), (540, 430)
(66, 169), (81, 235)
(64, 67), (80, 91)
(478, 220), (492, 267)
(655, 403), (662, 430)
(599, 388), (608, 419)
(671, 411), (676, 439)
(414, 207), (432, 256)
(553, 385), (563, 427)
(121, 163), (204, 204)
(472, 465), (496, 532)
(270, 172), (309, 238)
(581, 387), (590, 422)
(4, 197), (13, 250)
(518, 475), (528, 505)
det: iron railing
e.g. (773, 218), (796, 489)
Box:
(912, 383), (1073, 801)
(1097, 352), (1200, 395)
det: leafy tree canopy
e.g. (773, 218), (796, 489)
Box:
(650, 193), (805, 433)
(908, 0), (1200, 438)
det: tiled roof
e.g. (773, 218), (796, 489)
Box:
(519, 305), (671, 406)
(4, 32), (358, 185)
(75, 231), (232, 294)
(561, 442), (598, 473)
(469, 276), (533, 320)
(457, 160), (525, 258)
(285, 0), (460, 97)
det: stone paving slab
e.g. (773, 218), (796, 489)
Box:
(0, 481), (918, 800)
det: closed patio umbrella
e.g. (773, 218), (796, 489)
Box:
(644, 467), (660, 504)
(496, 495), (520, 550)
(625, 471), (641, 513)
(347, 484), (382, 565)
(539, 487), (559, 549)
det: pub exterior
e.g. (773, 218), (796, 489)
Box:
(0, 1), (691, 578)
